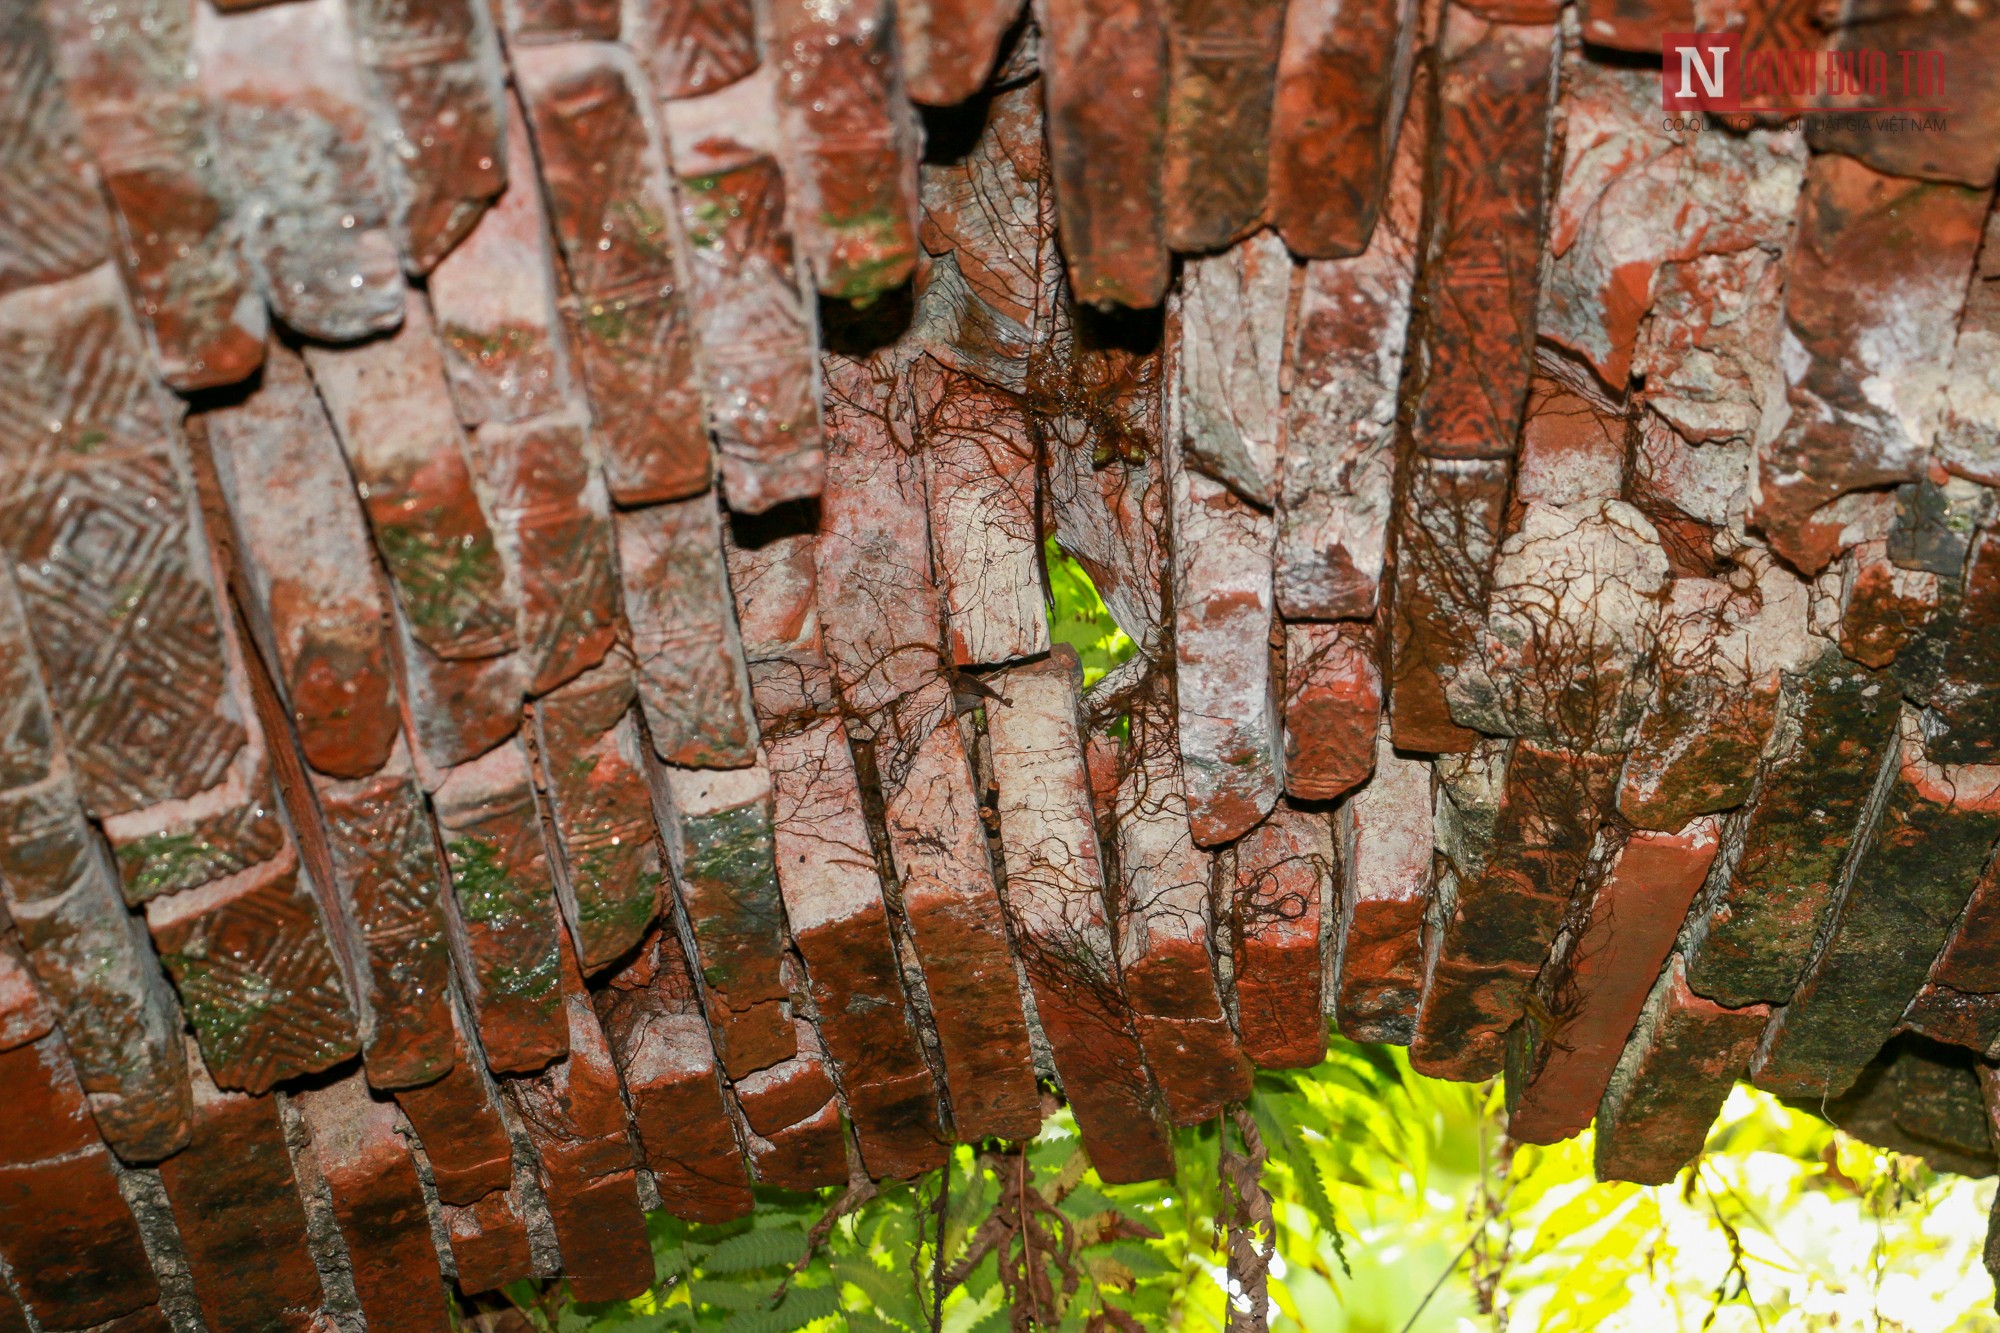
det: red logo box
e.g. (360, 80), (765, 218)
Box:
(1661, 32), (1740, 111)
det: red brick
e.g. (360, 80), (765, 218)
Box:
(1234, 805), (1333, 1069)
(514, 42), (709, 505)
(0, 265), (250, 821)
(1929, 525), (2000, 764)
(1838, 539), (1939, 669)
(1276, 65), (1424, 618)
(1409, 7), (1556, 460)
(1940, 207), (2000, 488)
(428, 92), (571, 431)
(194, 0), (406, 342)
(205, 342), (402, 781)
(433, 741), (569, 1075)
(304, 293), (517, 666)
(1509, 817), (1721, 1145)
(734, 1015), (848, 1190)
(0, 1142), (158, 1331)
(1576, 0), (1688, 48)
(898, 0), (1023, 104)
(1283, 622), (1380, 802)
(313, 744), (457, 1091)
(1752, 154), (1987, 574)
(145, 843), (361, 1095)
(1594, 954), (1767, 1186)
(41, 0), (265, 388)
(1412, 742), (1614, 1079)
(596, 929), (753, 1222)
(464, 412), (620, 696)
(295, 1073), (452, 1333)
(1171, 444), (1280, 846)
(532, 664), (666, 974)
(1807, 4), (2000, 190)
(617, 497), (761, 769)
(663, 89), (824, 514)
(393, 1000), (517, 1207)
(769, 716), (946, 1177)
(1113, 696), (1253, 1125)
(769, 0), (920, 299)
(156, 1053), (325, 1332)
(1386, 456), (1509, 753)
(503, 940), (652, 1305)
(1179, 232), (1289, 506)
(500, 0), (620, 41)
(1160, 0), (1286, 250)
(988, 650), (1172, 1183)
(347, 0), (508, 273)
(1512, 376), (1625, 511)
(441, 1189), (535, 1295)
(1333, 733), (1431, 1044)
(913, 364), (1048, 667)
(629, 0), (759, 98)
(1035, 0), (1170, 307)
(656, 764), (796, 1080)
(0, 932), (52, 1053)
(0, 5), (115, 298)
(1267, 0), (1415, 259)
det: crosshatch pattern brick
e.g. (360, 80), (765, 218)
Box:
(3, 0), (2000, 1317)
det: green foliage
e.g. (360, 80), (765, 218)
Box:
(1044, 540), (1135, 688)
(510, 1033), (1999, 1333)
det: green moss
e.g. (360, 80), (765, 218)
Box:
(374, 514), (505, 641)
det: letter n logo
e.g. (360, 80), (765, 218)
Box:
(1661, 32), (1740, 111)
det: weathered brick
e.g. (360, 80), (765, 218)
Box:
(156, 1051), (325, 1332)
(1808, 4), (2000, 190)
(513, 42), (710, 505)
(1616, 561), (1812, 832)
(595, 928), (753, 1222)
(1511, 374), (1624, 511)
(1940, 204), (2000, 488)
(1929, 525), (2000, 764)
(392, 617), (527, 782)
(1447, 499), (1670, 754)
(194, 0), (405, 341)
(1233, 804), (1333, 1070)
(205, 342), (402, 781)
(1332, 729), (1431, 1044)
(502, 940), (652, 1304)
(898, 0), (1023, 104)
(1267, 0), (1414, 259)
(1576, 0), (1688, 48)
(0, 934), (51, 1052)
(916, 79), (1057, 394)
(434, 741), (568, 1074)
(1594, 954), (1767, 1186)
(1160, 0), (1286, 251)
(294, 1073), (452, 1333)
(40, 0), (265, 388)
(1275, 67), (1424, 618)
(664, 83), (825, 514)
(1682, 651), (1901, 1007)
(1385, 456), (1509, 753)
(0, 3), (115, 298)
(629, 0), (759, 98)
(988, 649), (1173, 1183)
(733, 1016), (847, 1190)
(532, 664), (666, 974)
(304, 293), (517, 667)
(617, 496), (760, 769)
(347, 0), (508, 273)
(768, 0), (920, 300)
(1178, 232), (1289, 506)
(1632, 251), (1786, 456)
(313, 742), (457, 1090)
(1112, 695), (1252, 1125)
(0, 265), (249, 821)
(392, 997), (517, 1206)
(1412, 741), (1614, 1079)
(1034, 0), (1169, 307)
(1751, 154), (1987, 574)
(144, 843), (361, 1095)
(1283, 622), (1380, 802)
(441, 1188), (535, 1294)
(769, 715), (946, 1177)
(1820, 1038), (1995, 1177)
(1409, 8), (1557, 460)
(1838, 538), (1939, 669)
(1171, 439), (1280, 846)
(654, 764), (796, 1079)
(1508, 817), (1721, 1144)
(500, 0), (620, 41)
(427, 92), (572, 431)
(911, 365), (1047, 668)
(1754, 717), (2000, 1098)
(463, 412), (620, 696)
